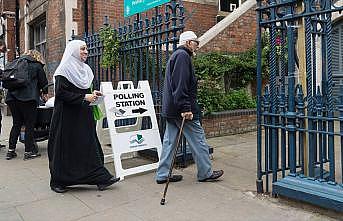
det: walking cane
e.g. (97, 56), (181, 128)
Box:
(160, 116), (186, 205)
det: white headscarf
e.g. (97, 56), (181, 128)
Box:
(54, 40), (93, 89)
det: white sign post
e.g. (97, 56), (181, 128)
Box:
(100, 81), (162, 180)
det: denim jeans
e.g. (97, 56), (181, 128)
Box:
(156, 118), (213, 181)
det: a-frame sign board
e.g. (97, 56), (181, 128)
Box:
(100, 81), (162, 180)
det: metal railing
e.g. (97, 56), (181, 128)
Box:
(79, 0), (192, 166)
(256, 0), (343, 211)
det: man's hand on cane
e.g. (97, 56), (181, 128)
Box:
(181, 111), (193, 120)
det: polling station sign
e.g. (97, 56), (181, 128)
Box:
(124, 0), (170, 17)
(110, 91), (148, 117)
(100, 81), (162, 180)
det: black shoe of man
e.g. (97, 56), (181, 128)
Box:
(198, 170), (224, 182)
(156, 175), (183, 184)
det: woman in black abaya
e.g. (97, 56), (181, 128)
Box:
(48, 40), (119, 193)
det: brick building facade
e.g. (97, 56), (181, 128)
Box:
(1, 0), (254, 77)
(199, 7), (256, 53)
(2, 1), (342, 77)
(0, 0), (16, 66)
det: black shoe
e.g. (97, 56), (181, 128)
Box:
(51, 185), (68, 193)
(97, 177), (120, 191)
(6, 151), (17, 160)
(199, 170), (224, 182)
(156, 175), (183, 184)
(32, 143), (39, 154)
(0, 144), (5, 149)
(23, 152), (41, 160)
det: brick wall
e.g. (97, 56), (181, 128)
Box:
(74, 0), (253, 53)
(13, 0), (255, 77)
(182, 1), (217, 36)
(202, 109), (256, 137)
(73, 0), (122, 35)
(16, 0), (65, 78)
(92, 0), (122, 32)
(5, 17), (16, 62)
(46, 0), (65, 77)
(3, 0), (16, 10)
(1, 0), (16, 62)
(18, 0), (25, 56)
(199, 7), (257, 53)
(73, 0), (216, 37)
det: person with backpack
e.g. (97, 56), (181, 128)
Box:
(5, 50), (48, 160)
(0, 39), (7, 149)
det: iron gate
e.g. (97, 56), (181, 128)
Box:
(81, 0), (197, 166)
(256, 0), (343, 211)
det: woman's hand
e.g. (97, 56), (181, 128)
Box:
(92, 90), (103, 96)
(84, 94), (98, 103)
(41, 94), (49, 102)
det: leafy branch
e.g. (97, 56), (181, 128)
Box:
(99, 25), (120, 68)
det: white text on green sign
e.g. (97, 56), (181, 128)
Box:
(124, 0), (171, 17)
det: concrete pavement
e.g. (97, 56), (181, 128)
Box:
(0, 115), (341, 221)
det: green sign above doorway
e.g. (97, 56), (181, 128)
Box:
(124, 0), (170, 17)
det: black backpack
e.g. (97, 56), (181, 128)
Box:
(2, 58), (29, 90)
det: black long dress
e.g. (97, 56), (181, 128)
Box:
(48, 76), (113, 187)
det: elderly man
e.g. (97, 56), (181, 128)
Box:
(155, 31), (224, 184)
(0, 39), (7, 149)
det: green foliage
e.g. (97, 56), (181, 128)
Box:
(197, 79), (226, 113)
(224, 89), (256, 110)
(194, 48), (262, 113)
(194, 47), (267, 92)
(262, 30), (288, 78)
(198, 87), (256, 114)
(99, 25), (120, 68)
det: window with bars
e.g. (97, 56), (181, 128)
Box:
(29, 17), (46, 59)
(219, 0), (240, 12)
(333, 22), (343, 76)
(332, 21), (343, 101)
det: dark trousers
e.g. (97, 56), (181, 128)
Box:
(7, 100), (37, 152)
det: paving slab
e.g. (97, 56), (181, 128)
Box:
(16, 194), (94, 221)
(0, 207), (23, 221)
(0, 116), (342, 221)
(77, 207), (144, 221)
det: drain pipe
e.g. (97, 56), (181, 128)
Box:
(91, 0), (94, 33)
(84, 0), (88, 36)
(15, 0), (20, 56)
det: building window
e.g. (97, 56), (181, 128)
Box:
(219, 0), (240, 12)
(29, 17), (46, 59)
(332, 21), (343, 100)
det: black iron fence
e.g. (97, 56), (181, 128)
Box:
(83, 0), (184, 101)
(256, 0), (343, 211)
(78, 0), (194, 165)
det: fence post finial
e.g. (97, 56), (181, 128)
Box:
(70, 29), (75, 41)
(104, 16), (109, 26)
